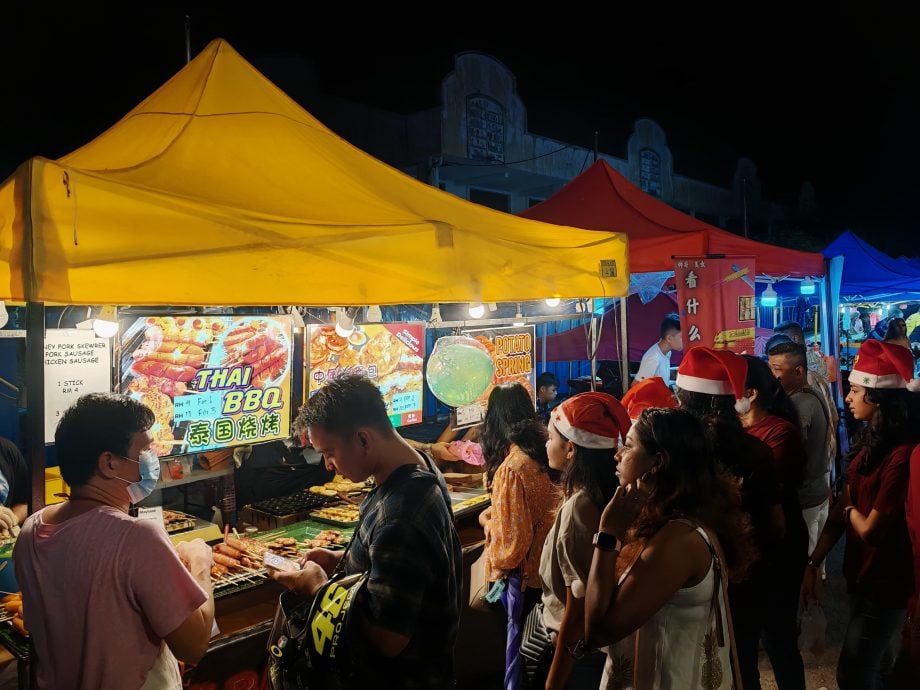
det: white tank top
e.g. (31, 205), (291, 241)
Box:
(602, 526), (734, 690)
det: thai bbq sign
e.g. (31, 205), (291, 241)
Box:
(674, 256), (756, 354)
(119, 315), (293, 456)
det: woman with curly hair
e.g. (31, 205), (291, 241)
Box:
(585, 407), (754, 689)
(803, 340), (920, 689)
(478, 382), (561, 689)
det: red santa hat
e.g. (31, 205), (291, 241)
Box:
(676, 346), (752, 413)
(849, 339), (920, 391)
(621, 376), (678, 420)
(548, 392), (631, 449)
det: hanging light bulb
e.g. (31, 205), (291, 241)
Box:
(800, 277), (816, 295)
(289, 306), (305, 330)
(430, 304), (442, 324)
(468, 303), (485, 319)
(0, 301), (8, 329)
(545, 297), (561, 308)
(93, 305), (119, 338)
(366, 305), (383, 322)
(334, 307), (358, 337)
(760, 283), (778, 308)
(513, 303), (525, 327)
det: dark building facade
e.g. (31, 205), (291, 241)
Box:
(259, 51), (817, 245)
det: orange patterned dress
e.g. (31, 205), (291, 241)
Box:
(486, 444), (561, 589)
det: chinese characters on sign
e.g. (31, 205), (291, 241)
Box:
(119, 315), (293, 456)
(674, 256), (756, 353)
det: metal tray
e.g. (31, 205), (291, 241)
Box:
(307, 512), (360, 528)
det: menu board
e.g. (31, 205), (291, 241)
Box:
(455, 325), (537, 425)
(44, 329), (112, 442)
(308, 323), (425, 427)
(119, 315), (293, 456)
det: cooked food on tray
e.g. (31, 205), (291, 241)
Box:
(310, 505), (361, 524)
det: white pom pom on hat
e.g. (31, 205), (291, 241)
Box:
(849, 339), (920, 391)
(676, 346), (752, 413)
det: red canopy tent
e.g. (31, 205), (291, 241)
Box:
(540, 292), (682, 363)
(524, 161), (826, 386)
(521, 160), (825, 277)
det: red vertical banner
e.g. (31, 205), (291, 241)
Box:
(674, 256), (756, 353)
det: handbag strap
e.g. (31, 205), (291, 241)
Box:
(694, 522), (743, 690)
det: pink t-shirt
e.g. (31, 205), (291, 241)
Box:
(13, 506), (207, 690)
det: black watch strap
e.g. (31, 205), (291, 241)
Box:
(592, 531), (618, 551)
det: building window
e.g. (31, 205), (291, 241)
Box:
(469, 188), (510, 212)
(467, 95), (505, 162)
(639, 148), (662, 197)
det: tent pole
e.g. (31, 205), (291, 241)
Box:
(541, 322), (547, 374)
(589, 316), (597, 392)
(619, 296), (630, 394)
(26, 301), (46, 515)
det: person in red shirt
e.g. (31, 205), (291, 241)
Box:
(802, 340), (920, 689)
(907, 443), (920, 677)
(740, 355), (809, 690)
(674, 347), (785, 690)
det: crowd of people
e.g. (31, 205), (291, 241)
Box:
(8, 326), (920, 689)
(473, 333), (920, 690)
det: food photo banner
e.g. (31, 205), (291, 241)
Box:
(674, 256), (756, 353)
(308, 322), (425, 427)
(119, 315), (293, 456)
(449, 325), (537, 426)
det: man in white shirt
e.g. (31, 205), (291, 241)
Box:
(635, 314), (682, 383)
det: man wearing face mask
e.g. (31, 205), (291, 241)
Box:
(13, 393), (215, 690)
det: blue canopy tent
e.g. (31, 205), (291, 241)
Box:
(823, 231), (920, 303)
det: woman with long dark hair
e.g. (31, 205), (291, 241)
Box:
(526, 392), (630, 689)
(738, 355), (809, 689)
(478, 382), (561, 689)
(585, 407), (754, 688)
(673, 348), (785, 690)
(803, 340), (920, 689)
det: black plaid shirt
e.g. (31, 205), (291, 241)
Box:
(343, 454), (462, 689)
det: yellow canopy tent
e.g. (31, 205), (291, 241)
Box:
(0, 39), (627, 307)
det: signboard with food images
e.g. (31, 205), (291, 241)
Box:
(308, 322), (425, 427)
(119, 315), (293, 456)
(453, 325), (537, 425)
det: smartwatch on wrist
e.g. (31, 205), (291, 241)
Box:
(592, 531), (619, 552)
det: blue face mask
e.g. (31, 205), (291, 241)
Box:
(115, 449), (161, 504)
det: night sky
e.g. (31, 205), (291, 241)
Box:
(5, 4), (917, 257)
